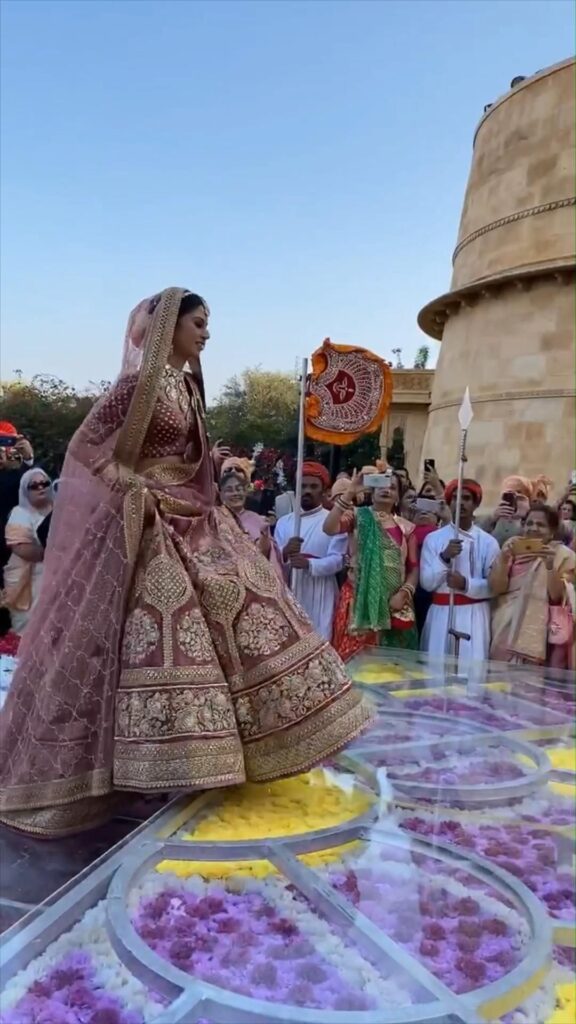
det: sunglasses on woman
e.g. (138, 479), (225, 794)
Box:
(28, 480), (50, 492)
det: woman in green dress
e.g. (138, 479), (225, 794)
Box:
(326, 468), (419, 660)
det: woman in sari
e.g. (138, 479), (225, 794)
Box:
(326, 469), (419, 660)
(219, 463), (282, 578)
(0, 288), (371, 838)
(490, 504), (576, 669)
(3, 469), (53, 635)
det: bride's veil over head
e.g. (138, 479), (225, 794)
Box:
(0, 286), (200, 831)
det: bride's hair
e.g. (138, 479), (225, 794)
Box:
(177, 293), (209, 319)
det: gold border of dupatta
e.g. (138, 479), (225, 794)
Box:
(114, 287), (186, 470)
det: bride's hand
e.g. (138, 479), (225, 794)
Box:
(212, 439), (232, 471)
(99, 462), (126, 489)
(99, 463), (141, 493)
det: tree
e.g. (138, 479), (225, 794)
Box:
(206, 367), (300, 451)
(413, 345), (430, 369)
(0, 376), (104, 477)
(386, 425), (406, 469)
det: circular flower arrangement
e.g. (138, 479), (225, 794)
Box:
(131, 872), (419, 1012)
(397, 783), (576, 831)
(2, 654), (575, 1024)
(314, 841), (530, 995)
(362, 745), (531, 787)
(0, 904), (162, 1023)
(397, 696), (521, 730)
(350, 711), (483, 749)
(158, 769), (373, 879)
(400, 815), (575, 924)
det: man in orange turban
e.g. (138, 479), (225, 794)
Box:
(274, 461), (347, 640)
(444, 478), (483, 507)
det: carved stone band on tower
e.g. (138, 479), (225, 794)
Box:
(418, 57), (575, 508)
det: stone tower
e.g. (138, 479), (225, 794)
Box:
(418, 58), (575, 508)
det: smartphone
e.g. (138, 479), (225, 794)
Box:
(513, 537), (544, 556)
(363, 473), (393, 489)
(571, 471), (576, 487)
(424, 459), (436, 473)
(415, 497), (442, 515)
(0, 435), (17, 448)
(501, 491), (517, 511)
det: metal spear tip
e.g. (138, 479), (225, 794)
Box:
(458, 386), (474, 430)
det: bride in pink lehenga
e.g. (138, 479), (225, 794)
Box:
(0, 288), (371, 837)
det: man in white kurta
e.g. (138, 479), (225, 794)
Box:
(274, 463), (347, 641)
(420, 479), (500, 669)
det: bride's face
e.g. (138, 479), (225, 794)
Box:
(172, 306), (210, 366)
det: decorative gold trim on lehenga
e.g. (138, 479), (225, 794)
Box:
(0, 795), (124, 838)
(245, 686), (370, 782)
(0, 767), (112, 810)
(113, 736), (245, 791)
(115, 288), (186, 470)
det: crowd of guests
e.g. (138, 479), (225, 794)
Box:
(219, 457), (576, 672)
(0, 422), (54, 642)
(1, 420), (575, 673)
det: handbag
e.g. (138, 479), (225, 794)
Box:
(391, 595), (416, 632)
(548, 604), (574, 646)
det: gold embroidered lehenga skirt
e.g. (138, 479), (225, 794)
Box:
(0, 493), (371, 837)
(115, 502), (370, 788)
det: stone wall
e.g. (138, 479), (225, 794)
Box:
(418, 59), (575, 508)
(380, 369), (434, 483)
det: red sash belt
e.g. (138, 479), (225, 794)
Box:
(432, 593), (485, 606)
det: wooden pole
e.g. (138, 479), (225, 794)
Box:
(292, 357), (308, 541)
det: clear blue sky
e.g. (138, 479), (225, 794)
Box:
(0, 0), (572, 400)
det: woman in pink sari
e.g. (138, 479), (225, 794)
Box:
(0, 288), (371, 837)
(490, 504), (576, 669)
(219, 463), (282, 578)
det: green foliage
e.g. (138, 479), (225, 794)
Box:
(386, 425), (406, 469)
(206, 367), (299, 450)
(0, 376), (105, 477)
(0, 364), (390, 479)
(324, 432), (382, 474)
(413, 345), (430, 369)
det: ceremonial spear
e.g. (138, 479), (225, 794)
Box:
(446, 387), (474, 666)
(290, 358), (309, 585)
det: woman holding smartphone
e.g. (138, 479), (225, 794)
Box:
(489, 504), (575, 668)
(325, 468), (419, 659)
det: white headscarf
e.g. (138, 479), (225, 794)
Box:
(17, 468), (53, 519)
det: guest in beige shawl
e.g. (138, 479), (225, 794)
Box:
(490, 504), (575, 669)
(3, 469), (53, 634)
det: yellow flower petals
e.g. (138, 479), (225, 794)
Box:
(547, 983), (576, 1024)
(546, 748), (576, 773)
(156, 771), (372, 878)
(391, 685), (464, 699)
